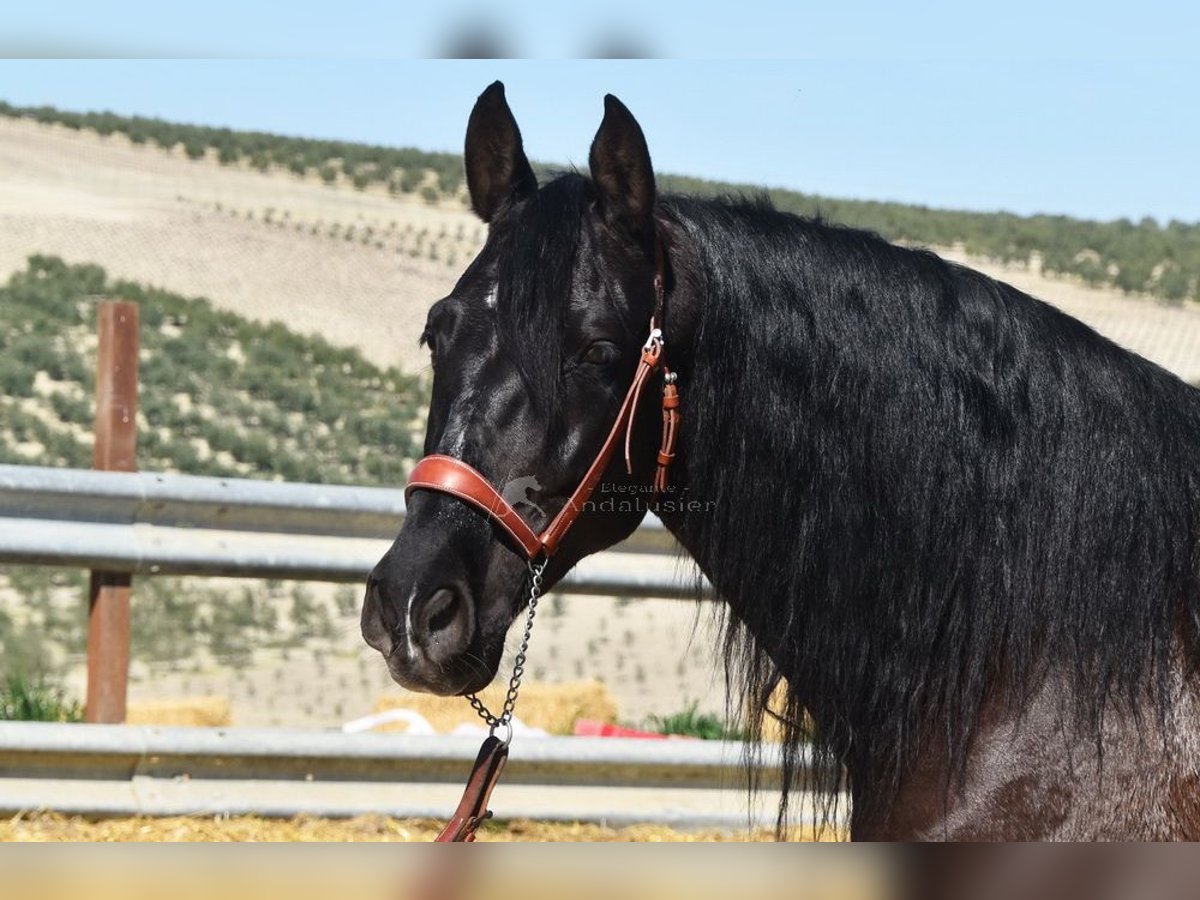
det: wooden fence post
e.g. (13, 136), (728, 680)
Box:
(85, 300), (139, 724)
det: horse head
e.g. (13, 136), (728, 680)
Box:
(362, 82), (664, 695)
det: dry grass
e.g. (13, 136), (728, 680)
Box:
(0, 811), (835, 842)
(124, 697), (231, 728)
(372, 681), (618, 736)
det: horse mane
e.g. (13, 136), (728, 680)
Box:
(659, 193), (1200, 830)
(490, 173), (1200, 832)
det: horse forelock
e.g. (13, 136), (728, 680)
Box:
(491, 173), (593, 417)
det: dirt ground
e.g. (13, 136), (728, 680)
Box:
(0, 811), (831, 842)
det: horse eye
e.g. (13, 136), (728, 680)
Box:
(420, 328), (437, 359)
(583, 341), (619, 366)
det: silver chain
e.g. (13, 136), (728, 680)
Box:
(466, 558), (547, 743)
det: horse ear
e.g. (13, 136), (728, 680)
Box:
(588, 94), (656, 247)
(464, 81), (538, 223)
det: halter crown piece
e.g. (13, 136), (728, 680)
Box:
(404, 235), (676, 842)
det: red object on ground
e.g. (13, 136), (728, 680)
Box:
(572, 719), (670, 739)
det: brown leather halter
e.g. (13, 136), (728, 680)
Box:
(404, 242), (677, 563)
(406, 240), (677, 842)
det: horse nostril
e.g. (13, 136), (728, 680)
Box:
(425, 589), (460, 636)
(416, 586), (474, 664)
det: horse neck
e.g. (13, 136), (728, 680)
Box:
(649, 207), (1200, 832)
(647, 247), (869, 817)
(647, 216), (953, 808)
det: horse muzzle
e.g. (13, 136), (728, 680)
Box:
(362, 539), (497, 696)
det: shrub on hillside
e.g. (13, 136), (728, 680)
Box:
(0, 257), (422, 486)
(0, 674), (83, 722)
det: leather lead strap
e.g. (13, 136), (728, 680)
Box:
(433, 736), (509, 842)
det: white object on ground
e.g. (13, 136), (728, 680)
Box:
(340, 708), (436, 735)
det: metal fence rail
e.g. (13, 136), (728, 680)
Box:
(0, 464), (693, 594)
(0, 723), (810, 829)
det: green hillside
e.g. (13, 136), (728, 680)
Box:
(0, 256), (422, 485)
(0, 257), (426, 678)
(2, 101), (1197, 303)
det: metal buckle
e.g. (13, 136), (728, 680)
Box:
(489, 720), (514, 748)
(642, 327), (663, 353)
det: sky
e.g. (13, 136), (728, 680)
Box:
(2, 0), (1198, 61)
(1, 16), (1198, 225)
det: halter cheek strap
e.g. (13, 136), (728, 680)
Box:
(406, 235), (676, 564)
(405, 326), (665, 561)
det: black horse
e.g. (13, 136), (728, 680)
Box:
(363, 82), (1200, 840)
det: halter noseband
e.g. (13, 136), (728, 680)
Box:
(404, 238), (677, 563)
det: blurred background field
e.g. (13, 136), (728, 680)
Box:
(1, 98), (1198, 748)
